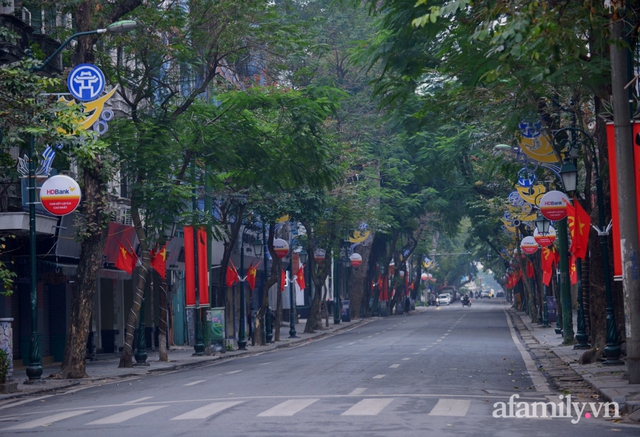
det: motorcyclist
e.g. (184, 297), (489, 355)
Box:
(462, 295), (470, 305)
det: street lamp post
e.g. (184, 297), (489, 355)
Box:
(557, 127), (621, 363)
(261, 227), (274, 344)
(251, 237), (263, 347)
(288, 249), (306, 338)
(559, 157), (586, 347)
(25, 20), (137, 382)
(238, 230), (248, 350)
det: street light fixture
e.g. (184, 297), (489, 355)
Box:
(534, 212), (551, 235)
(25, 20), (137, 382)
(559, 158), (578, 194)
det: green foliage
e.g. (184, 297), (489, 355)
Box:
(0, 236), (16, 296)
(0, 347), (8, 384)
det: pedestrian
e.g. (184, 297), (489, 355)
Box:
(404, 295), (411, 315)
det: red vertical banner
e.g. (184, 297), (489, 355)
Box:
(606, 122), (623, 279)
(184, 226), (196, 307)
(197, 227), (210, 307)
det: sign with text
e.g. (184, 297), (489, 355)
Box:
(520, 236), (539, 255)
(540, 190), (570, 221)
(39, 175), (81, 216)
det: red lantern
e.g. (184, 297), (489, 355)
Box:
(421, 272), (428, 281)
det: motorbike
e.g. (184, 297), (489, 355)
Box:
(462, 298), (471, 307)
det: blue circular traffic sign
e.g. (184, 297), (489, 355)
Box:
(67, 63), (105, 102)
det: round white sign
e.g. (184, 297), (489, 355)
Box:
(40, 175), (81, 216)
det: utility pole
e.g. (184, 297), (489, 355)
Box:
(610, 15), (640, 384)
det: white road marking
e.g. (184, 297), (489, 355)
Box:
(428, 399), (470, 416)
(402, 358), (410, 361)
(367, 336), (373, 338)
(436, 339), (442, 342)
(171, 401), (243, 420)
(124, 397), (154, 404)
(373, 374), (386, 379)
(4, 410), (93, 430)
(342, 398), (394, 416)
(348, 342), (356, 345)
(444, 333), (449, 336)
(184, 380), (206, 386)
(349, 388), (367, 395)
(257, 399), (318, 417)
(87, 406), (166, 425)
(503, 309), (551, 392)
(226, 370), (243, 375)
(0, 395), (53, 411)
(420, 348), (427, 351)
(390, 364), (401, 368)
(258, 362), (272, 366)
(336, 346), (343, 349)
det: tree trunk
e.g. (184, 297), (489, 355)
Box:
(254, 226), (281, 345)
(119, 206), (150, 368)
(52, 166), (108, 379)
(304, 288), (323, 333)
(158, 273), (169, 361)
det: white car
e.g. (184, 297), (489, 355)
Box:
(437, 293), (451, 305)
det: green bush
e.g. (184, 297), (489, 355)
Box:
(0, 348), (9, 384)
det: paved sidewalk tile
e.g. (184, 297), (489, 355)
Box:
(509, 307), (640, 421)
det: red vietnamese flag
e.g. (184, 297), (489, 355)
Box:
(296, 264), (306, 291)
(570, 200), (591, 259)
(526, 260), (535, 279)
(570, 255), (578, 285)
(246, 261), (260, 291)
(115, 240), (136, 275)
(225, 261), (240, 287)
(150, 243), (168, 279)
(280, 269), (286, 292)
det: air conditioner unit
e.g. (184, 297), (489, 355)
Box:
(117, 207), (132, 226)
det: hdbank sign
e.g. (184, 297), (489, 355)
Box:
(40, 175), (81, 216)
(67, 63), (105, 102)
(540, 190), (570, 221)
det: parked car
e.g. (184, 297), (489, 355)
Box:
(437, 293), (451, 305)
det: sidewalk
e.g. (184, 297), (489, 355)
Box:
(1, 316), (371, 401)
(510, 308), (640, 421)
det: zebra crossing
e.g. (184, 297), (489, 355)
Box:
(1, 396), (479, 431)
